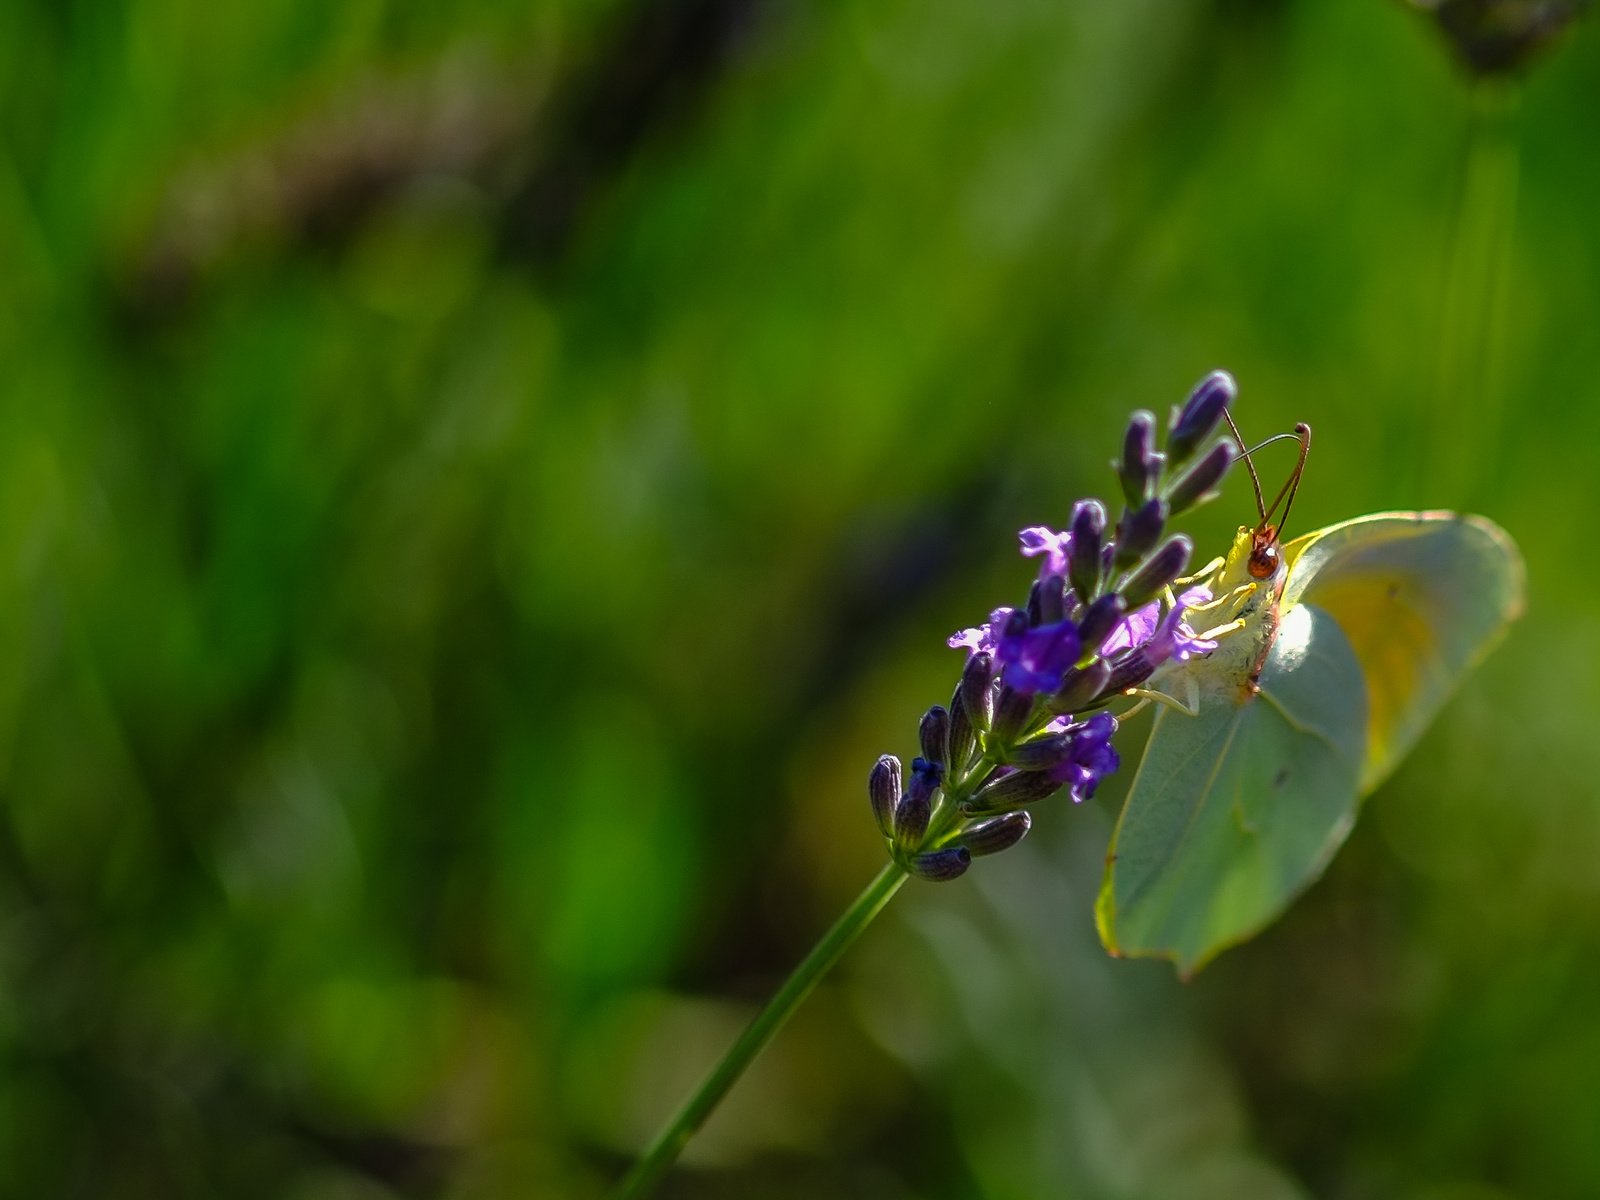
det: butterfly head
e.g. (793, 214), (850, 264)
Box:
(1222, 414), (1311, 578)
(1247, 526), (1283, 580)
(1219, 523), (1287, 599)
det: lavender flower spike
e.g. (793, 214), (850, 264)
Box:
(893, 375), (1240, 878)
(616, 378), (1255, 1200)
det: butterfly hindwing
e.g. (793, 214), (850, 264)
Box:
(1283, 512), (1524, 793)
(1096, 603), (1366, 974)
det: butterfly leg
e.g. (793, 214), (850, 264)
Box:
(1165, 578), (1253, 647)
(1123, 672), (1201, 719)
(1193, 616), (1248, 643)
(1182, 580), (1257, 621)
(1174, 556), (1226, 588)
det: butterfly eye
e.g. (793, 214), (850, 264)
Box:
(1248, 542), (1281, 580)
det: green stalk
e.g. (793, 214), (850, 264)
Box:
(610, 861), (909, 1199)
(1431, 79), (1519, 497)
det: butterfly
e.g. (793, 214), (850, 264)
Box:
(1094, 420), (1525, 974)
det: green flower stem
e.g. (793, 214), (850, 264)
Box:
(1431, 78), (1519, 497)
(611, 861), (910, 1200)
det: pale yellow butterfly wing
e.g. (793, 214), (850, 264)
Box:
(1281, 511), (1525, 793)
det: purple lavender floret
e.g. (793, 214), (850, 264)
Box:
(948, 607), (1013, 657)
(1018, 525), (1072, 581)
(995, 615), (1082, 696)
(1103, 585), (1216, 665)
(951, 570), (1213, 681)
(1042, 711), (1120, 802)
(1147, 592), (1219, 665)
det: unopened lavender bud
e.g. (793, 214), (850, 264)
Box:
(1068, 501), (1106, 604)
(1114, 497), (1168, 568)
(1167, 370), (1235, 466)
(1077, 593), (1126, 653)
(892, 760), (941, 852)
(1005, 731), (1074, 770)
(892, 789), (930, 851)
(1048, 657), (1112, 714)
(947, 682), (975, 771)
(1027, 574), (1067, 627)
(959, 651), (996, 736)
(919, 706), (949, 766)
(908, 846), (971, 882)
(970, 767), (1064, 812)
(1165, 440), (1237, 516)
(960, 811), (1032, 857)
(1100, 650), (1156, 698)
(869, 754), (902, 837)
(907, 756), (942, 804)
(1120, 535), (1193, 610)
(989, 684), (1036, 748)
(1119, 409), (1161, 506)
(1422, 1), (1582, 76)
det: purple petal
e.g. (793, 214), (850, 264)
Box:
(1019, 525), (1073, 581)
(1102, 599), (1161, 656)
(996, 618), (1082, 696)
(1043, 711), (1120, 801)
(948, 606), (1016, 657)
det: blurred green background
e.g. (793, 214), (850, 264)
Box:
(1, 1), (1595, 1196)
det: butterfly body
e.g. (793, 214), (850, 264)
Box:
(1206, 526), (1290, 697)
(1097, 510), (1523, 974)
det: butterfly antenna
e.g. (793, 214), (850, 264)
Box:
(1241, 431), (1305, 457)
(1223, 409), (1267, 522)
(1261, 422), (1312, 537)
